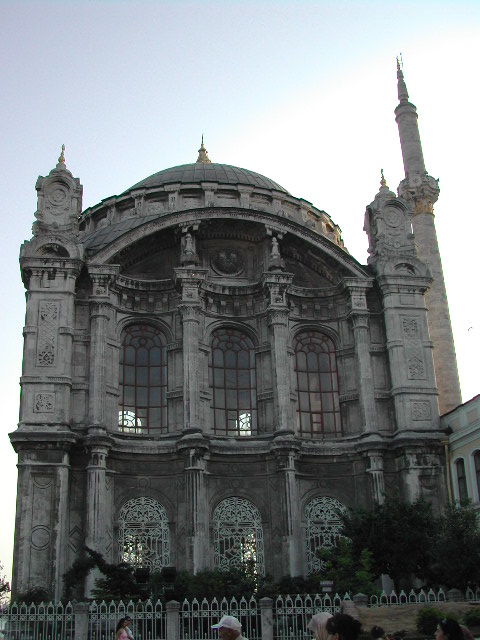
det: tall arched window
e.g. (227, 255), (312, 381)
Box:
(456, 458), (468, 502)
(305, 496), (348, 574)
(118, 497), (170, 570)
(210, 328), (257, 436)
(213, 497), (265, 575)
(294, 331), (341, 437)
(118, 324), (167, 434)
(474, 451), (480, 501)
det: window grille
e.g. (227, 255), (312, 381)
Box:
(118, 324), (167, 434)
(213, 497), (265, 575)
(455, 458), (468, 502)
(209, 328), (257, 436)
(294, 331), (341, 438)
(305, 496), (347, 574)
(118, 497), (170, 570)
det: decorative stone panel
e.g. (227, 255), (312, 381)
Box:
(34, 392), (55, 413)
(36, 301), (59, 367)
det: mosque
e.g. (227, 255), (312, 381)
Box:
(10, 63), (461, 599)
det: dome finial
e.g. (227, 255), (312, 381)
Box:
(196, 134), (211, 164)
(396, 53), (409, 103)
(58, 144), (66, 165)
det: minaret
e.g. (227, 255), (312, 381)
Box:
(395, 59), (461, 414)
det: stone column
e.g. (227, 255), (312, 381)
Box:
(366, 452), (385, 504)
(178, 440), (209, 573)
(272, 437), (302, 576)
(84, 435), (112, 596)
(88, 266), (118, 429)
(174, 267), (208, 432)
(263, 273), (293, 432)
(343, 279), (377, 434)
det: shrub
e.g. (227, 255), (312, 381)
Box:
(416, 608), (443, 635)
(464, 608), (480, 627)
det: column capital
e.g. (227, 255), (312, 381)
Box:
(267, 307), (290, 326)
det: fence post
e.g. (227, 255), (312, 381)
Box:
(166, 600), (180, 640)
(74, 602), (90, 640)
(260, 597), (273, 640)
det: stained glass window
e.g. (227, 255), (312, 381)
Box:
(455, 458), (468, 502)
(209, 328), (257, 436)
(305, 496), (348, 574)
(213, 497), (265, 575)
(294, 331), (341, 437)
(118, 325), (167, 434)
(118, 497), (170, 570)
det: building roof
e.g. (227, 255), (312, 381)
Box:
(125, 162), (289, 194)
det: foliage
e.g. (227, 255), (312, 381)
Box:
(463, 608), (480, 627)
(426, 502), (480, 590)
(416, 607), (444, 635)
(317, 538), (378, 596)
(63, 551), (96, 600)
(0, 563), (10, 604)
(343, 495), (436, 590)
(15, 587), (50, 604)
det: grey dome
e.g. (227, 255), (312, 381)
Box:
(125, 162), (289, 194)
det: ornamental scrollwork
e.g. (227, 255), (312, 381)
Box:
(305, 496), (348, 574)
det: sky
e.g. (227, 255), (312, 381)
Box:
(0, 0), (479, 586)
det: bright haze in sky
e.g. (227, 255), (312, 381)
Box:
(0, 1), (479, 585)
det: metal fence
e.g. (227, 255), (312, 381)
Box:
(1, 588), (479, 640)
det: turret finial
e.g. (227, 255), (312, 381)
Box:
(380, 169), (387, 188)
(396, 53), (409, 103)
(196, 134), (211, 164)
(58, 144), (66, 165)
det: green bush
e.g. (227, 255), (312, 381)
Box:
(416, 608), (443, 635)
(464, 608), (480, 627)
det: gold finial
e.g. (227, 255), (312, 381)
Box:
(396, 53), (403, 71)
(380, 169), (387, 188)
(196, 134), (211, 164)
(58, 144), (65, 165)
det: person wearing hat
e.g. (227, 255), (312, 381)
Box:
(211, 615), (248, 640)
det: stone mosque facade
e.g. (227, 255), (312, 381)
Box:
(10, 65), (461, 599)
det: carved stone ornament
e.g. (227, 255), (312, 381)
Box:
(34, 393), (55, 413)
(37, 301), (59, 367)
(411, 401), (431, 420)
(211, 247), (244, 276)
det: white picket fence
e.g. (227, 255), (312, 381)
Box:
(1, 588), (479, 640)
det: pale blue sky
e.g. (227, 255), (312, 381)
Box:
(1, 0), (479, 586)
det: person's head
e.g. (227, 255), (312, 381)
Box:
(116, 618), (131, 633)
(212, 615), (242, 640)
(308, 613), (333, 640)
(326, 614), (362, 640)
(436, 619), (463, 640)
(371, 627), (386, 640)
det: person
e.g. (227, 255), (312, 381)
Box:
(308, 612), (333, 640)
(124, 617), (134, 640)
(325, 613), (362, 640)
(116, 617), (132, 640)
(436, 619), (464, 640)
(212, 615), (248, 640)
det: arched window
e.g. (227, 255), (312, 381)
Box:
(118, 497), (169, 570)
(456, 458), (468, 502)
(294, 331), (341, 437)
(210, 328), (257, 436)
(305, 496), (348, 574)
(213, 497), (265, 575)
(118, 324), (167, 434)
(474, 451), (480, 501)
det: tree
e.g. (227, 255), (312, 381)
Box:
(317, 538), (378, 596)
(343, 495), (436, 590)
(427, 502), (480, 590)
(0, 563), (10, 604)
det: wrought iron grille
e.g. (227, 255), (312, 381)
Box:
(305, 496), (348, 574)
(3, 601), (74, 640)
(213, 497), (265, 576)
(89, 599), (166, 640)
(180, 596), (260, 640)
(118, 497), (170, 570)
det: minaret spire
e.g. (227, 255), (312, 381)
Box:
(196, 135), (211, 164)
(394, 58), (461, 413)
